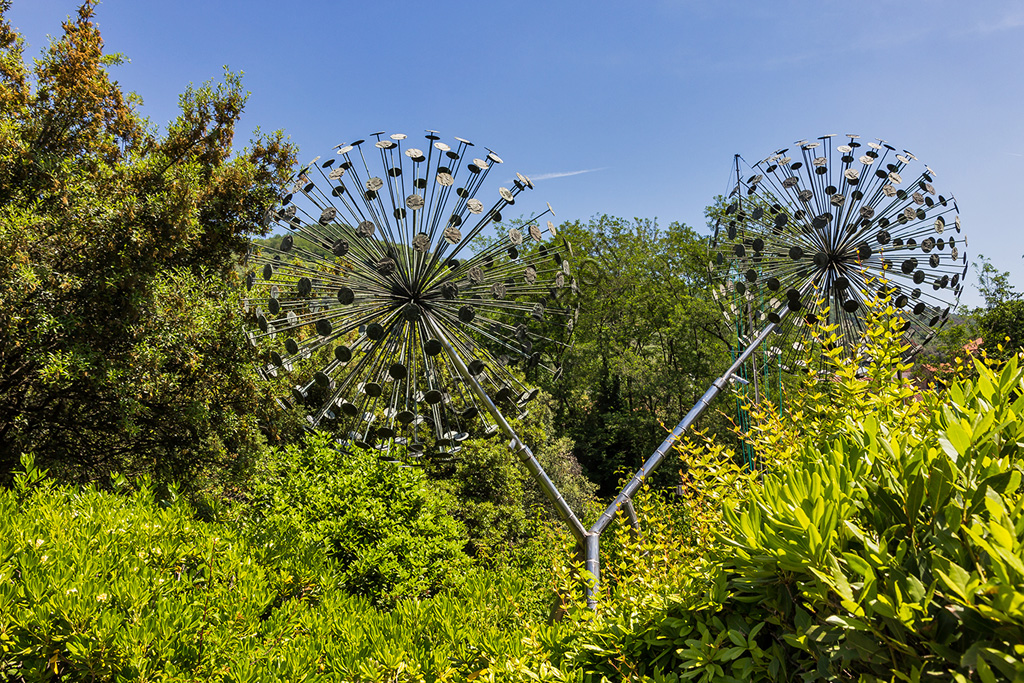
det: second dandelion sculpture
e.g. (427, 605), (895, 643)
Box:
(709, 134), (967, 369)
(587, 134), (968, 605)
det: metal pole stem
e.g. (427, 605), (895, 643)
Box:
(584, 532), (600, 599)
(584, 311), (789, 607)
(423, 314), (589, 545)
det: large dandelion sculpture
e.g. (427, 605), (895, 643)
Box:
(709, 134), (967, 369)
(242, 131), (580, 489)
(584, 135), (968, 607)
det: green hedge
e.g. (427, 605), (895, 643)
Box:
(0, 458), (581, 681)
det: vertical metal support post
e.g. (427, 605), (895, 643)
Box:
(584, 532), (600, 606)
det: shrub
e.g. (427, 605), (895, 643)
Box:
(0, 455), (579, 682)
(562, 303), (1024, 681)
(240, 432), (472, 607)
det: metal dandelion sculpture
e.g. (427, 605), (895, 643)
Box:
(242, 130), (578, 462)
(585, 135), (968, 607)
(709, 134), (967, 369)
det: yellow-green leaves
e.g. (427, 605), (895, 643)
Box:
(577, 311), (1024, 681)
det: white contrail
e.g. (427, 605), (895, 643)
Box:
(527, 167), (607, 181)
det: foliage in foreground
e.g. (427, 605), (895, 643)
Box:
(0, 456), (580, 682)
(4, 304), (1024, 682)
(567, 305), (1024, 682)
(240, 433), (473, 607)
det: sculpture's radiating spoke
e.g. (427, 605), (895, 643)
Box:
(242, 130), (576, 457)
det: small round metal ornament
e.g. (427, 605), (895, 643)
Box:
(710, 135), (967, 369)
(243, 130), (576, 456)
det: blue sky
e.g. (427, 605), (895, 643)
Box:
(8, 0), (1024, 308)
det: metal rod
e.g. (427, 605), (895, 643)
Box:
(584, 532), (600, 599)
(422, 314), (589, 545)
(583, 310), (789, 607)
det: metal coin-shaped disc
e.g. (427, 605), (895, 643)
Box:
(243, 130), (575, 455)
(710, 134), (967, 369)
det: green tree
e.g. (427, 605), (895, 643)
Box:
(0, 2), (298, 485)
(966, 254), (1024, 359)
(975, 254), (1020, 309)
(976, 299), (1024, 360)
(552, 215), (731, 493)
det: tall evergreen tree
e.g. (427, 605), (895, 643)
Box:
(0, 1), (298, 485)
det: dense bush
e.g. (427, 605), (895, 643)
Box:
(563, 305), (1024, 682)
(0, 456), (583, 682)
(240, 433), (473, 607)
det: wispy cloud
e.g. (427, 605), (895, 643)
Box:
(1007, 152), (1024, 157)
(972, 6), (1024, 34)
(528, 168), (607, 181)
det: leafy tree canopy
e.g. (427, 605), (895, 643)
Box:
(551, 214), (731, 493)
(974, 254), (1021, 310)
(0, 1), (299, 485)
